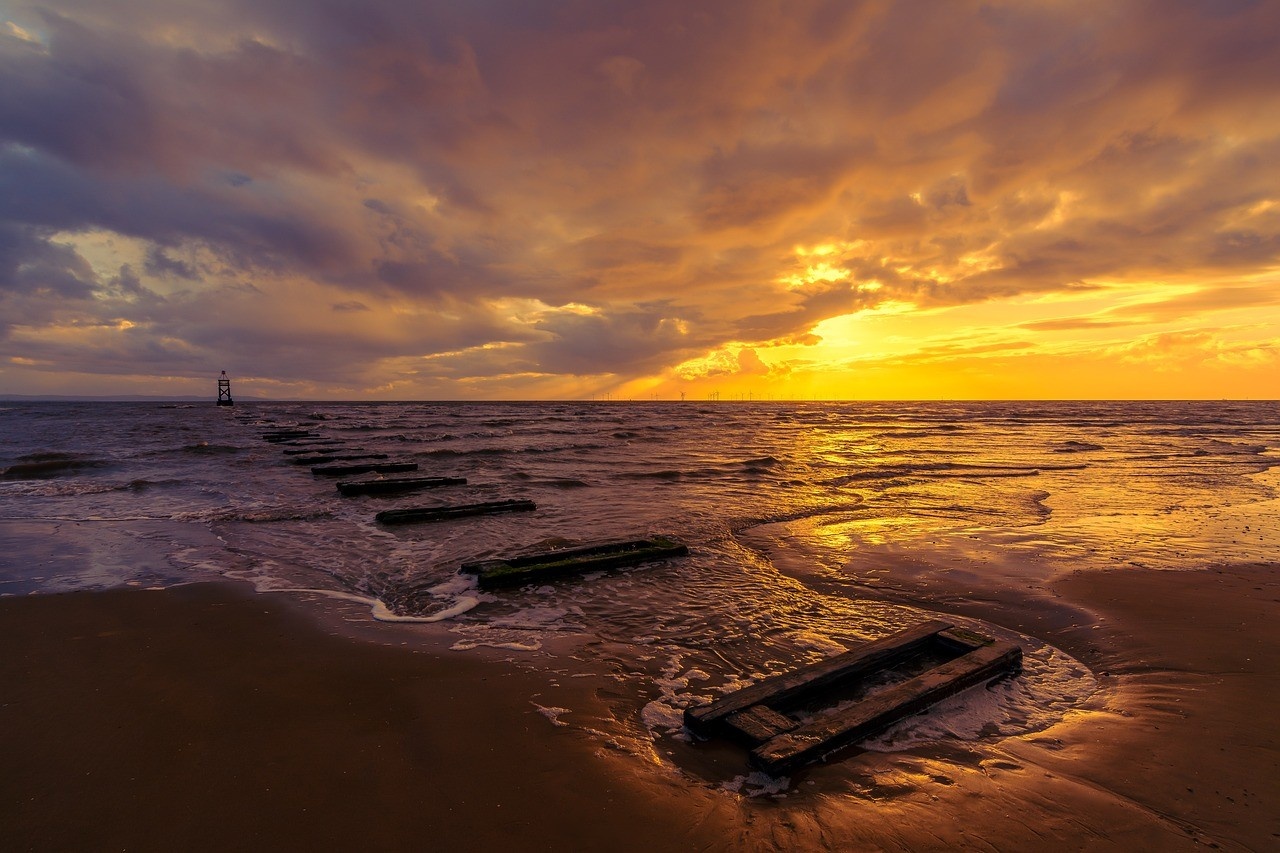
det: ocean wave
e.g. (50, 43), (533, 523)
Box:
(172, 507), (335, 523)
(0, 480), (127, 497)
(741, 456), (783, 469)
(2, 452), (108, 480)
(821, 461), (1082, 486)
(1052, 440), (1104, 453)
(728, 500), (867, 534)
(544, 478), (592, 488)
(419, 446), (513, 458)
(619, 469), (683, 481)
(417, 442), (612, 458)
(124, 478), (188, 491)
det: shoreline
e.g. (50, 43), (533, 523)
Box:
(4, 551), (1278, 850)
(744, 521), (1280, 850)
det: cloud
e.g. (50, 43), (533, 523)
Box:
(1108, 328), (1278, 370)
(331, 300), (369, 313)
(1022, 284), (1280, 332)
(1, 0), (1278, 397)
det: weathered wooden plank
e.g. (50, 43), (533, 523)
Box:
(311, 462), (418, 476)
(724, 705), (798, 744)
(281, 444), (345, 454)
(292, 453), (388, 465)
(460, 536), (688, 589)
(683, 620), (954, 735)
(376, 499), (535, 525)
(335, 476), (466, 496)
(935, 626), (995, 653)
(749, 641), (1022, 775)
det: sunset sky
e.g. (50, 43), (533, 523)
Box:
(1, 0), (1278, 400)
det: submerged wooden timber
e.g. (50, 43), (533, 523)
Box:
(311, 462), (418, 476)
(281, 444), (346, 455)
(262, 430), (314, 442)
(376, 498), (535, 525)
(684, 621), (1021, 775)
(335, 476), (466, 496)
(460, 535), (688, 589)
(291, 453), (388, 465)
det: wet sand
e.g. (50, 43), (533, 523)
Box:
(1, 582), (741, 851)
(3, 559), (1278, 851)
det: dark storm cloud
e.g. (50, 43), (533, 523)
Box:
(526, 303), (703, 376)
(0, 146), (358, 275)
(0, 222), (95, 298)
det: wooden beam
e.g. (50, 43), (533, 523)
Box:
(683, 620), (954, 736)
(460, 536), (688, 589)
(749, 640), (1022, 775)
(335, 476), (466, 496)
(292, 453), (388, 465)
(375, 499), (535, 525)
(724, 705), (797, 744)
(262, 430), (314, 441)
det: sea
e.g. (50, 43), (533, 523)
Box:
(3, 400), (1278, 789)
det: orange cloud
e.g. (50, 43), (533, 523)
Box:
(1, 0), (1278, 398)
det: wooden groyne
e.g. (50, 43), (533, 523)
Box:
(291, 453), (388, 465)
(239, 417), (1023, 777)
(460, 536), (688, 589)
(684, 622), (1021, 775)
(376, 499), (536, 525)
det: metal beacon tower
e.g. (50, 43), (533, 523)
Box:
(217, 371), (234, 407)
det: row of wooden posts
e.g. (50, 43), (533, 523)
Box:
(243, 419), (689, 589)
(233, 412), (1023, 776)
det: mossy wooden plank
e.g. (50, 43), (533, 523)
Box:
(683, 620), (954, 736)
(311, 462), (418, 476)
(749, 641), (1022, 775)
(935, 626), (994, 653)
(376, 499), (535, 525)
(724, 705), (798, 744)
(336, 476), (466, 496)
(460, 536), (688, 589)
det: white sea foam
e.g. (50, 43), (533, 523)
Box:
(450, 638), (543, 652)
(531, 703), (572, 727)
(640, 699), (685, 735)
(722, 771), (791, 797)
(372, 596), (479, 622)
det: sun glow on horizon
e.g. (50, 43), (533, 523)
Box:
(1, 2), (1278, 400)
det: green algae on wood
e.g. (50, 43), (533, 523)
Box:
(683, 621), (1022, 775)
(376, 499), (534, 524)
(460, 536), (688, 589)
(749, 639), (1022, 775)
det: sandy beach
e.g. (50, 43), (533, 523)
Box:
(4, 551), (1277, 852)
